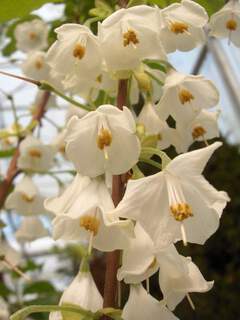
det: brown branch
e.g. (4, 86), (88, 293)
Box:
(0, 91), (50, 209)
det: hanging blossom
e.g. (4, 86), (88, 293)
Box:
(5, 175), (47, 216)
(109, 142), (230, 248)
(47, 24), (102, 93)
(209, 0), (240, 47)
(14, 19), (48, 52)
(49, 268), (103, 320)
(137, 101), (177, 150)
(0, 241), (21, 271)
(17, 136), (55, 172)
(65, 105), (141, 177)
(174, 110), (220, 153)
(157, 69), (220, 124)
(98, 5), (166, 73)
(44, 174), (133, 252)
(15, 216), (48, 243)
(22, 51), (50, 81)
(122, 284), (178, 320)
(159, 0), (208, 53)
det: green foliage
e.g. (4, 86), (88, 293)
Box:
(0, 0), (61, 23)
(23, 281), (56, 295)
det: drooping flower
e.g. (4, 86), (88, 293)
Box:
(45, 174), (133, 252)
(47, 24), (102, 93)
(0, 241), (21, 271)
(174, 110), (220, 153)
(209, 0), (240, 47)
(157, 245), (213, 310)
(98, 5), (166, 72)
(49, 269), (103, 320)
(157, 69), (220, 124)
(15, 216), (49, 243)
(14, 19), (48, 52)
(65, 105), (141, 177)
(22, 51), (50, 81)
(122, 284), (179, 320)
(18, 136), (55, 172)
(5, 175), (47, 216)
(110, 142), (229, 248)
(159, 0), (208, 53)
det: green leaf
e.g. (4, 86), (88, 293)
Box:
(0, 0), (61, 23)
(143, 59), (168, 73)
(0, 148), (16, 158)
(23, 281), (56, 295)
(127, 0), (147, 7)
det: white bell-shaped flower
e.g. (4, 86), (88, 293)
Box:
(18, 136), (55, 172)
(49, 269), (103, 320)
(47, 24), (102, 92)
(65, 104), (89, 122)
(45, 174), (132, 252)
(174, 110), (220, 153)
(209, 0), (240, 47)
(22, 51), (50, 81)
(14, 19), (48, 52)
(157, 69), (219, 124)
(99, 5), (166, 72)
(118, 223), (158, 284)
(157, 245), (213, 310)
(5, 175), (47, 216)
(15, 216), (48, 242)
(159, 0), (208, 53)
(0, 241), (21, 271)
(122, 284), (178, 320)
(110, 142), (229, 248)
(138, 101), (176, 150)
(65, 105), (141, 177)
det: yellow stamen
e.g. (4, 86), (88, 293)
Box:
(35, 59), (43, 70)
(179, 89), (194, 105)
(170, 21), (189, 34)
(123, 29), (139, 47)
(226, 19), (237, 31)
(170, 203), (193, 222)
(73, 43), (86, 60)
(192, 126), (207, 139)
(29, 32), (37, 40)
(20, 192), (35, 203)
(80, 215), (100, 236)
(96, 75), (102, 83)
(97, 128), (112, 150)
(28, 149), (42, 158)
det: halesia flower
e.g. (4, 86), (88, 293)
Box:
(110, 142), (230, 248)
(122, 284), (179, 320)
(159, 0), (208, 53)
(174, 110), (220, 153)
(15, 216), (48, 243)
(0, 298), (9, 320)
(14, 19), (48, 52)
(5, 175), (47, 216)
(157, 245), (213, 310)
(137, 101), (176, 150)
(65, 105), (141, 177)
(209, 0), (240, 47)
(0, 241), (21, 271)
(49, 270), (103, 320)
(18, 135), (55, 172)
(22, 51), (50, 81)
(47, 24), (102, 92)
(157, 69), (220, 124)
(99, 5), (166, 72)
(118, 223), (158, 284)
(65, 104), (89, 122)
(45, 174), (133, 252)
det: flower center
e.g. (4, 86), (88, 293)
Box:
(123, 29), (139, 47)
(97, 128), (112, 150)
(28, 149), (42, 158)
(20, 192), (35, 203)
(226, 19), (237, 31)
(29, 32), (37, 40)
(73, 43), (86, 60)
(35, 59), (44, 70)
(170, 203), (193, 221)
(192, 126), (206, 139)
(80, 215), (100, 236)
(170, 21), (189, 34)
(178, 89), (194, 105)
